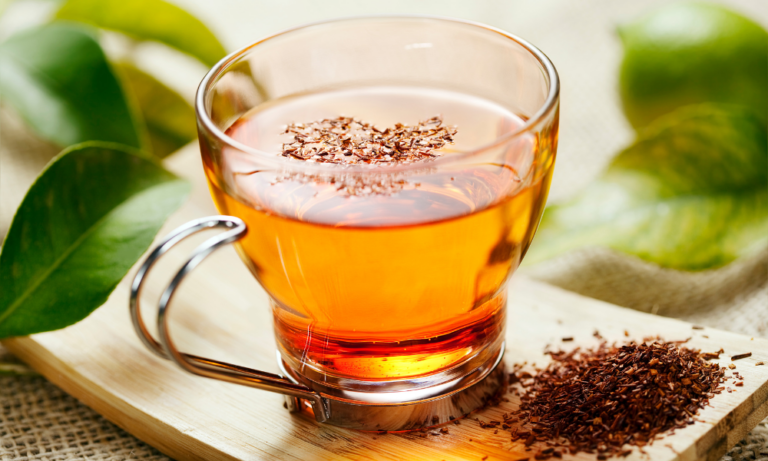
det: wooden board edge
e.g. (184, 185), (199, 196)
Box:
(696, 375), (768, 458)
(6, 276), (768, 461)
(2, 335), (239, 461)
(703, 395), (768, 461)
(515, 278), (768, 461)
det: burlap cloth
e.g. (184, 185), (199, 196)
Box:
(1, 0), (766, 459)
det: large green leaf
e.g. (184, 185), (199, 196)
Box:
(55, 0), (226, 66)
(526, 105), (768, 271)
(0, 142), (190, 338)
(115, 62), (197, 158)
(0, 23), (143, 148)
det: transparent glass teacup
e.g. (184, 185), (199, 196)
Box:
(131, 16), (559, 429)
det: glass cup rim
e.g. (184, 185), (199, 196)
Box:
(195, 15), (560, 173)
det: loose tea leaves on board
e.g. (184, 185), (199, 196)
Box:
(499, 340), (730, 459)
(732, 352), (753, 361)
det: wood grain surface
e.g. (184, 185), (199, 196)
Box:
(4, 145), (768, 461)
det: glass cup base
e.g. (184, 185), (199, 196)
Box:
(280, 342), (507, 431)
(278, 331), (506, 393)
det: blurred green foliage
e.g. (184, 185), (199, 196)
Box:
(115, 62), (197, 158)
(530, 2), (768, 271)
(528, 106), (768, 270)
(0, 23), (143, 148)
(619, 2), (768, 130)
(55, 0), (227, 66)
(0, 0), (225, 155)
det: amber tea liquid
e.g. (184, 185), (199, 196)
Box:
(203, 86), (555, 384)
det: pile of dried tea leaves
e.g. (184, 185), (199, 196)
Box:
(281, 115), (456, 164)
(504, 340), (730, 459)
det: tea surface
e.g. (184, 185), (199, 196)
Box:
(204, 86), (555, 382)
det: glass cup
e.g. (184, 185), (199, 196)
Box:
(131, 16), (558, 429)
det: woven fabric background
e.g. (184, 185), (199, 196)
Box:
(1, 0), (767, 459)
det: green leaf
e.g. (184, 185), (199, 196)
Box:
(0, 23), (143, 148)
(115, 62), (196, 158)
(0, 142), (190, 338)
(526, 105), (768, 271)
(55, 0), (226, 66)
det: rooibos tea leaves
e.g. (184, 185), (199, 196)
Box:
(504, 340), (730, 459)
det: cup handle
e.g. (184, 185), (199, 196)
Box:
(129, 216), (329, 422)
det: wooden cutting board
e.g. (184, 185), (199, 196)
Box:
(4, 145), (768, 461)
